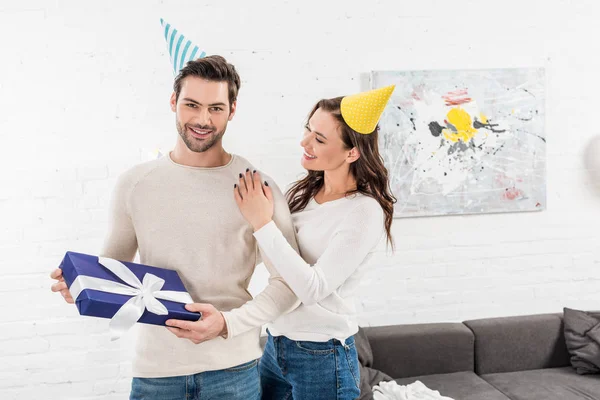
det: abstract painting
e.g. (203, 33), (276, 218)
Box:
(371, 68), (546, 218)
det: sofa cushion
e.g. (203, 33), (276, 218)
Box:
(464, 313), (570, 374)
(563, 307), (600, 374)
(395, 371), (510, 400)
(364, 323), (474, 379)
(482, 366), (600, 400)
(355, 328), (392, 400)
(356, 326), (376, 367)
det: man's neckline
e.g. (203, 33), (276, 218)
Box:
(167, 151), (235, 170)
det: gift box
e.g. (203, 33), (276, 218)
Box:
(59, 251), (200, 339)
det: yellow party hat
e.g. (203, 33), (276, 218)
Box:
(340, 85), (395, 134)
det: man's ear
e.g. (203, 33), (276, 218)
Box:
(228, 101), (237, 121)
(170, 92), (177, 112)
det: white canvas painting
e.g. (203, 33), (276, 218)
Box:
(372, 68), (546, 218)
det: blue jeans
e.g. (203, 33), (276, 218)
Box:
(260, 332), (360, 400)
(129, 359), (260, 400)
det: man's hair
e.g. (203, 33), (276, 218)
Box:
(173, 55), (241, 107)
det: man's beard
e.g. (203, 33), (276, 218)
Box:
(176, 120), (226, 153)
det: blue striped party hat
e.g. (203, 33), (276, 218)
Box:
(160, 18), (206, 76)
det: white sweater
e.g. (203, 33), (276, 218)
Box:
(254, 193), (385, 343)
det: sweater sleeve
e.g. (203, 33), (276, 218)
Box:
(253, 199), (384, 306)
(220, 177), (301, 338)
(99, 171), (138, 262)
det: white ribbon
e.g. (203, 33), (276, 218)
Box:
(69, 257), (193, 340)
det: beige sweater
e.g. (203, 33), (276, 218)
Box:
(101, 153), (299, 378)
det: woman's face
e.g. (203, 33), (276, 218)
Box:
(300, 108), (351, 171)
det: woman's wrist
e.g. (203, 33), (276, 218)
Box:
(253, 219), (272, 232)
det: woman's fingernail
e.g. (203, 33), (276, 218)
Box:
(234, 184), (237, 188)
(265, 181), (269, 186)
(239, 173), (242, 178)
(246, 168), (249, 172)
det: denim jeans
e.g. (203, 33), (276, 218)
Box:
(129, 359), (260, 400)
(260, 332), (361, 400)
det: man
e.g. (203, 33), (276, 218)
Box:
(50, 55), (300, 399)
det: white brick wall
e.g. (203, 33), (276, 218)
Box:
(2, 0), (599, 398)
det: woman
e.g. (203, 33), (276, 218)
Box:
(234, 85), (396, 400)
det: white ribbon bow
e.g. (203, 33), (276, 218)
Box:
(69, 257), (193, 340)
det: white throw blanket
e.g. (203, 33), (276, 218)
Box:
(373, 380), (455, 400)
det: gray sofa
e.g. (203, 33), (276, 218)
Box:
(363, 312), (600, 400)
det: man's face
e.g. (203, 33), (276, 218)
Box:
(170, 76), (236, 153)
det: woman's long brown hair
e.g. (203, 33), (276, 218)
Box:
(286, 97), (397, 250)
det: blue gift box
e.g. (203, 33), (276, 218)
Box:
(59, 251), (200, 327)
